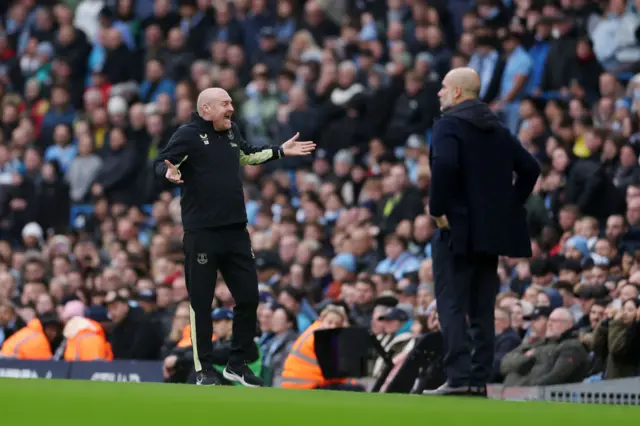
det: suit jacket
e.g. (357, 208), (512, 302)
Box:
(429, 100), (540, 258)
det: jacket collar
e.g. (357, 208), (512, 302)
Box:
(190, 112), (215, 132)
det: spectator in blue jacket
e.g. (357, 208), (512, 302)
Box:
(139, 58), (176, 103)
(40, 85), (76, 147)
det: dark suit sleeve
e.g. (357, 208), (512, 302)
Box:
(511, 134), (541, 204)
(153, 127), (191, 180)
(236, 124), (283, 165)
(428, 117), (459, 217)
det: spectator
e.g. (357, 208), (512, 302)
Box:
(522, 306), (552, 345)
(262, 305), (298, 387)
(57, 300), (113, 361)
(139, 58), (176, 104)
(492, 307), (522, 383)
(65, 131), (103, 203)
(0, 312), (62, 360)
(493, 31), (532, 134)
(501, 308), (589, 386)
(281, 304), (358, 390)
(164, 307), (262, 385)
(372, 307), (413, 379)
(375, 234), (420, 281)
(278, 286), (316, 334)
(593, 298), (640, 379)
(104, 290), (163, 360)
(0, 299), (25, 346)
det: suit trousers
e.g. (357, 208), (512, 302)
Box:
(431, 228), (500, 388)
(182, 225), (259, 372)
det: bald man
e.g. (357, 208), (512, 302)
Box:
(425, 68), (540, 396)
(154, 88), (315, 387)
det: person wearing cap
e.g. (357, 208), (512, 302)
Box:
(371, 307), (412, 378)
(255, 250), (283, 288)
(327, 252), (357, 300)
(22, 222), (44, 249)
(1, 312), (63, 360)
(426, 67), (539, 396)
(501, 308), (588, 386)
(136, 288), (157, 314)
(164, 308), (262, 385)
(254, 27), (286, 78)
(371, 290), (398, 338)
(104, 290), (163, 360)
(521, 306), (553, 345)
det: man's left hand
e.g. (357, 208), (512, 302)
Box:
(433, 215), (449, 229)
(281, 132), (316, 156)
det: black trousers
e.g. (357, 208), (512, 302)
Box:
(431, 228), (499, 388)
(183, 225), (259, 372)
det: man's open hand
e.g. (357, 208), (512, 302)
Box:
(164, 160), (184, 184)
(281, 132), (316, 156)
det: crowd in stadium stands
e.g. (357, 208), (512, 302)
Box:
(1, 0), (640, 389)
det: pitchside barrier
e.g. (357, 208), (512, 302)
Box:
(0, 358), (638, 405)
(0, 359), (163, 383)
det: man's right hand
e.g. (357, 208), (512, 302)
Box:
(164, 160), (184, 184)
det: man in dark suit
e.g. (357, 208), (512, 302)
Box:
(424, 68), (540, 396)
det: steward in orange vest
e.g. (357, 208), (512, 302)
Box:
(281, 305), (356, 389)
(60, 316), (113, 361)
(176, 324), (217, 348)
(0, 314), (62, 360)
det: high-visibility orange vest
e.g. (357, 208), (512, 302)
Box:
(63, 318), (113, 362)
(0, 319), (52, 360)
(280, 321), (348, 389)
(176, 324), (217, 348)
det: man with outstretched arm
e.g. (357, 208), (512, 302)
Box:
(154, 87), (315, 386)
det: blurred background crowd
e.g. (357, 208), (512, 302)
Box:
(1, 0), (640, 389)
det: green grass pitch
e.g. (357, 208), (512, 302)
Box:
(0, 379), (634, 425)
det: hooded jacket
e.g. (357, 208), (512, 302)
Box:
(60, 317), (113, 362)
(429, 99), (540, 257)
